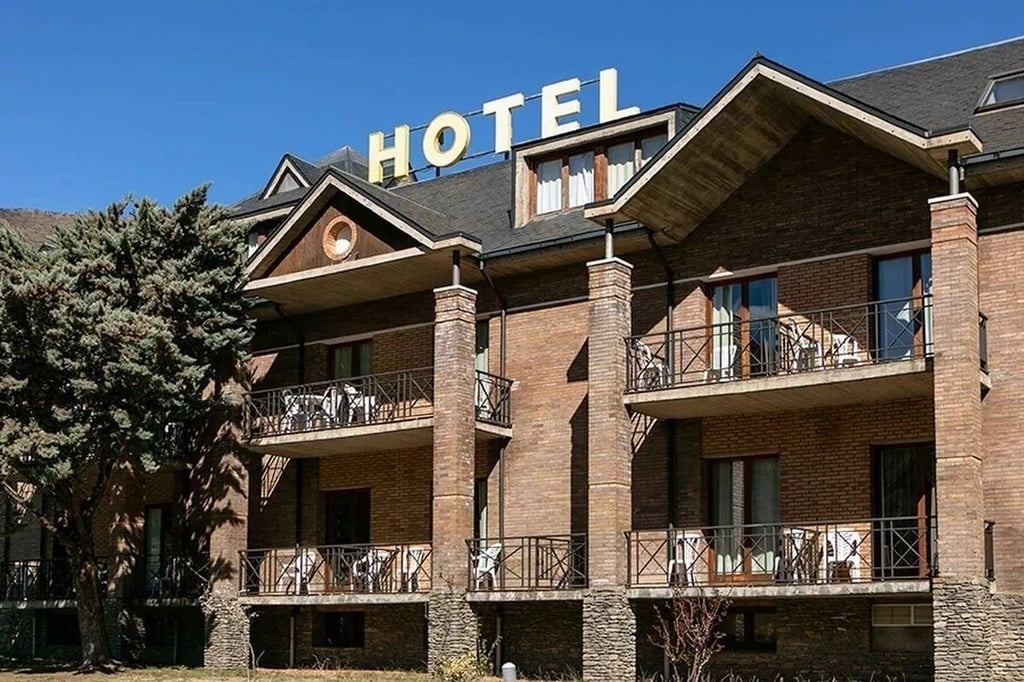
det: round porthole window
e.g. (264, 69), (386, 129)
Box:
(322, 217), (358, 261)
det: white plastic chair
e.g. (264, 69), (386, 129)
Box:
(343, 382), (378, 424)
(631, 339), (669, 389)
(776, 528), (808, 583)
(276, 549), (317, 595)
(353, 548), (393, 593)
(668, 531), (703, 586)
(830, 334), (861, 367)
(706, 344), (737, 381)
(474, 543), (502, 589)
(785, 321), (819, 372)
(402, 546), (426, 592)
(819, 528), (862, 582)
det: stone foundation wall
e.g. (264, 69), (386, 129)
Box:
(201, 593), (250, 668)
(990, 590), (1024, 679)
(427, 592), (478, 672)
(582, 589), (636, 682)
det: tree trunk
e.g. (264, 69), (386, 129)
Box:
(75, 552), (112, 668)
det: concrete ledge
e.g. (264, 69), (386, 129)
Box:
(475, 421), (513, 439)
(627, 580), (931, 600)
(466, 589), (586, 602)
(626, 359), (931, 419)
(246, 417), (434, 457)
(239, 592), (430, 606)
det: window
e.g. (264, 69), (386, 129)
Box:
(536, 159), (563, 214)
(708, 457), (780, 580)
(980, 72), (1024, 109)
(323, 488), (371, 545)
(871, 603), (932, 652)
(315, 611), (365, 648)
(721, 607), (777, 651)
(874, 252), (931, 360)
(874, 444), (935, 579)
(330, 339), (373, 380)
(531, 127), (669, 216)
(474, 477), (488, 539)
(45, 611), (80, 647)
(709, 276), (778, 378)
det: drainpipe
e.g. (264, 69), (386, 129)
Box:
(495, 606), (504, 674)
(289, 609), (296, 667)
(948, 150), (961, 195)
(604, 219), (614, 259)
(646, 229), (678, 526)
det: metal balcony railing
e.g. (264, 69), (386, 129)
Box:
(475, 371), (512, 427)
(626, 516), (936, 588)
(1, 558), (84, 601)
(626, 297), (933, 392)
(467, 534), (587, 591)
(243, 367), (435, 438)
(239, 543), (432, 596)
(132, 555), (209, 599)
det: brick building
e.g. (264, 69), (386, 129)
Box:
(5, 37), (1024, 680)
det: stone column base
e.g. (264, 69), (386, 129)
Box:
(428, 591), (478, 672)
(933, 577), (992, 682)
(583, 588), (636, 682)
(201, 592), (250, 669)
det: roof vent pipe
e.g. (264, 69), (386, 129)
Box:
(948, 149), (961, 195)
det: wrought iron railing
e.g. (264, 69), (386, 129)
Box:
(239, 543), (432, 596)
(979, 312), (989, 373)
(467, 534), (587, 591)
(1, 558), (82, 600)
(243, 367), (435, 438)
(132, 555), (209, 599)
(475, 371), (512, 427)
(626, 297), (933, 392)
(626, 516), (936, 588)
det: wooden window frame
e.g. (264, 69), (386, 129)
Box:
(528, 127), (669, 219)
(705, 275), (779, 379)
(721, 606), (778, 652)
(871, 442), (935, 579)
(872, 250), (931, 358)
(329, 338), (374, 381)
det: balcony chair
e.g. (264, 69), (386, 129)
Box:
(401, 546), (426, 592)
(342, 382), (378, 425)
(276, 549), (318, 595)
(774, 527), (811, 583)
(819, 528), (863, 583)
(631, 339), (669, 389)
(783, 321), (819, 372)
(281, 389), (327, 430)
(353, 548), (394, 593)
(704, 344), (738, 382)
(668, 530), (704, 586)
(829, 334), (862, 368)
(473, 543), (502, 589)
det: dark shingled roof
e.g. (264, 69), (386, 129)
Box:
(233, 38), (1024, 257)
(0, 209), (78, 248)
(831, 36), (1024, 152)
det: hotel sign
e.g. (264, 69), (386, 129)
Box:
(368, 68), (639, 183)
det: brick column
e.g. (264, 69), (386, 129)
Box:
(583, 257), (636, 681)
(196, 445), (250, 669)
(428, 285), (479, 670)
(929, 193), (991, 681)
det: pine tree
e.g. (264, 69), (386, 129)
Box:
(0, 186), (253, 668)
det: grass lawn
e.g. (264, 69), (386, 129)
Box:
(0, 668), (472, 682)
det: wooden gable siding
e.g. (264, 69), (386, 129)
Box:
(265, 195), (419, 278)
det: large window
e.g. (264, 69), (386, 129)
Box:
(315, 611), (366, 648)
(330, 339), (373, 380)
(532, 130), (668, 215)
(721, 607), (777, 651)
(710, 276), (778, 378)
(871, 603), (932, 652)
(708, 457), (780, 581)
(874, 253), (931, 360)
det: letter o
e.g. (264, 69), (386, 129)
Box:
(422, 112), (471, 168)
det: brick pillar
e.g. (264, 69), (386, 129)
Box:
(583, 257), (636, 681)
(929, 193), (991, 681)
(428, 285), (479, 670)
(198, 445), (250, 669)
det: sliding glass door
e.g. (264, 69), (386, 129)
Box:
(709, 457), (780, 582)
(710, 277), (778, 378)
(875, 253), (932, 360)
(874, 444), (935, 578)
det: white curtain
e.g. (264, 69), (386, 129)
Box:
(750, 458), (780, 575)
(536, 159), (562, 214)
(606, 142), (635, 196)
(640, 133), (668, 167)
(568, 152), (594, 207)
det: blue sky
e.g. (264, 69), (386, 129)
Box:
(1, 1), (1021, 212)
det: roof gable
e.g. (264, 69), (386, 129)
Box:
(260, 155), (314, 200)
(585, 57), (981, 239)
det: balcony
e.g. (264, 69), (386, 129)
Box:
(131, 555), (209, 601)
(626, 516), (935, 598)
(0, 559), (78, 603)
(625, 297), (934, 418)
(238, 542), (432, 605)
(466, 534), (587, 601)
(243, 368), (512, 457)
